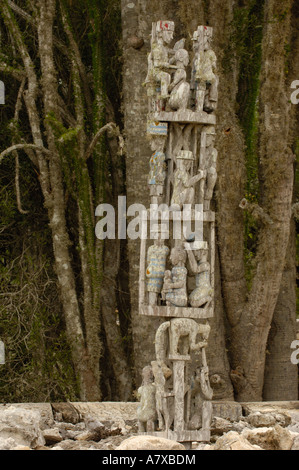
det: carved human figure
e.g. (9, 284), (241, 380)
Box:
(146, 238), (170, 306)
(151, 360), (174, 432)
(191, 26), (218, 113)
(137, 365), (157, 432)
(148, 135), (167, 197)
(145, 21), (176, 110)
(186, 244), (213, 308)
(162, 244), (188, 307)
(171, 151), (206, 209)
(204, 126), (218, 210)
(188, 364), (213, 430)
(168, 48), (190, 111)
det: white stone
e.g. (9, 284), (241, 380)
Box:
(241, 425), (294, 451)
(0, 437), (18, 450)
(212, 431), (263, 451)
(0, 406), (45, 448)
(116, 435), (185, 451)
(291, 434), (299, 450)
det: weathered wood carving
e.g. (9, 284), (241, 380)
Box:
(138, 22), (219, 447)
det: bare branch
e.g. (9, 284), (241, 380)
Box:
(59, 1), (93, 118)
(0, 144), (51, 164)
(84, 123), (123, 161)
(15, 152), (29, 215)
(0, 64), (25, 80)
(7, 0), (69, 56)
(239, 198), (274, 225)
(12, 78), (30, 214)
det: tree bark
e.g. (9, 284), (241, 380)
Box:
(263, 220), (298, 400)
(230, 0), (295, 401)
(263, 1), (299, 400)
(37, 0), (101, 401)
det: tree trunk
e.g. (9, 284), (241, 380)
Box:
(230, 0), (295, 401)
(37, 0), (101, 401)
(263, 220), (298, 400)
(263, 1), (299, 400)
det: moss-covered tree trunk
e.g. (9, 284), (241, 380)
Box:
(263, 1), (299, 400)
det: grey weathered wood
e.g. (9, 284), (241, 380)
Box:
(137, 22), (219, 445)
(150, 110), (216, 125)
(139, 236), (147, 309)
(140, 305), (214, 319)
(173, 360), (185, 432)
(210, 220), (215, 316)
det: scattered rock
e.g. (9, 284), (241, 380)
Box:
(42, 427), (63, 444)
(51, 403), (81, 424)
(246, 412), (277, 428)
(211, 417), (234, 435)
(75, 431), (96, 441)
(242, 425), (294, 451)
(212, 431), (263, 451)
(196, 443), (212, 450)
(245, 411), (291, 429)
(291, 434), (299, 450)
(116, 436), (185, 451)
(212, 401), (243, 423)
(96, 435), (135, 450)
(0, 402), (297, 451)
(0, 407), (45, 449)
(0, 404), (55, 430)
(0, 437), (19, 450)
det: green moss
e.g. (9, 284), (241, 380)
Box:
(229, 0), (265, 287)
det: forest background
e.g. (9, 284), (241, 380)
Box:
(0, 0), (298, 404)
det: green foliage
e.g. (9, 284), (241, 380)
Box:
(0, 157), (78, 402)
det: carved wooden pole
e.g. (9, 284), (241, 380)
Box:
(137, 22), (219, 446)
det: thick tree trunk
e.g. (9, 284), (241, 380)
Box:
(230, 0), (294, 401)
(263, 2), (299, 400)
(263, 220), (298, 400)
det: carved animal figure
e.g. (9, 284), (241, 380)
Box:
(155, 319), (210, 366)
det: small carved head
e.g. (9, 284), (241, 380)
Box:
(142, 365), (154, 384)
(175, 48), (189, 67)
(170, 245), (187, 266)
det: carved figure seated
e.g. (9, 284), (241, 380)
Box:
(171, 151), (206, 209)
(168, 49), (190, 111)
(162, 244), (188, 307)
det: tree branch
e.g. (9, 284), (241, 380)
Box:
(60, 0), (93, 119)
(7, 0), (69, 56)
(14, 152), (29, 215)
(0, 144), (51, 164)
(0, 61), (25, 81)
(84, 123), (124, 161)
(239, 198), (274, 225)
